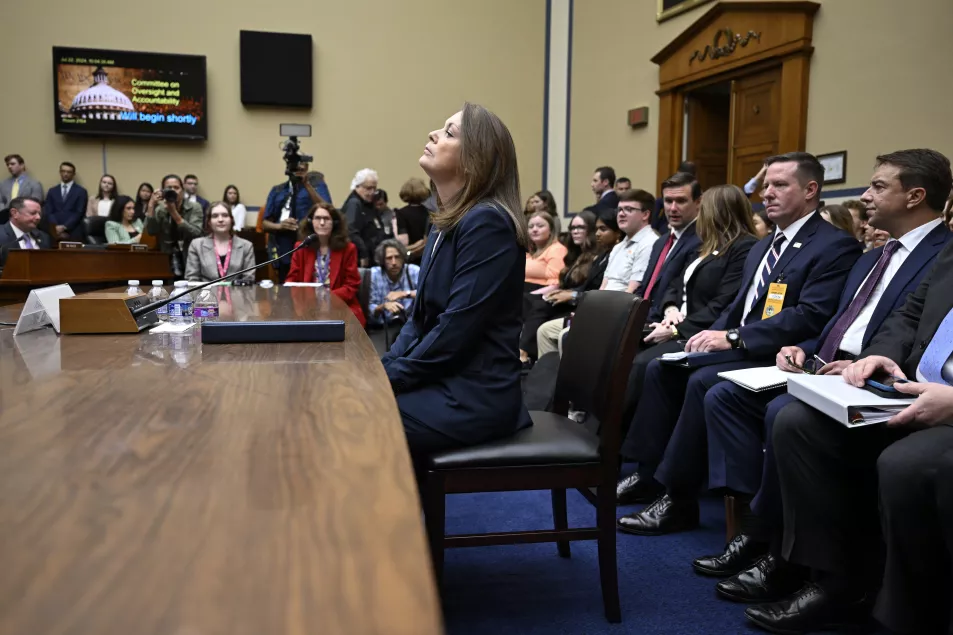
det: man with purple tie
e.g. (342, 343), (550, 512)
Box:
(740, 149), (953, 634)
(0, 197), (53, 268)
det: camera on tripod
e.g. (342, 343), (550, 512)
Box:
(280, 123), (313, 181)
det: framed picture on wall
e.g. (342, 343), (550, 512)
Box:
(817, 151), (848, 185)
(657, 0), (716, 23)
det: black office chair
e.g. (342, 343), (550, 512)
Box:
(84, 216), (108, 245)
(358, 267), (371, 326)
(422, 291), (648, 624)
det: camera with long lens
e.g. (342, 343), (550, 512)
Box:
(162, 188), (178, 203)
(280, 123), (313, 182)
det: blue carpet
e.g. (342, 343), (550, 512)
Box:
(441, 489), (854, 635)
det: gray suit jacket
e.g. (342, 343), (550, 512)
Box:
(185, 235), (256, 282)
(0, 174), (45, 209)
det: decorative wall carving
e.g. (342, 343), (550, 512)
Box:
(689, 29), (762, 64)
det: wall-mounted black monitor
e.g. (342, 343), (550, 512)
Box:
(240, 31), (313, 108)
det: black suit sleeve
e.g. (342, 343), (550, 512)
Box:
(659, 268), (685, 313)
(679, 238), (754, 339)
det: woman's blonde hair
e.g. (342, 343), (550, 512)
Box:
(695, 184), (757, 258)
(429, 102), (528, 248)
(526, 211), (557, 255)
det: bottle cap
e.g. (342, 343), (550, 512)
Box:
(174, 281), (189, 287)
(152, 280), (164, 286)
(128, 280), (140, 286)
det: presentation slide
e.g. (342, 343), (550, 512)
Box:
(53, 47), (207, 140)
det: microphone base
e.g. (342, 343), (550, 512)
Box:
(201, 320), (345, 344)
(60, 292), (160, 334)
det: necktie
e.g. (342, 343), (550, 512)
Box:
(756, 233), (788, 297)
(22, 234), (34, 249)
(919, 307), (953, 386)
(642, 232), (675, 299)
(10, 178), (19, 199)
(817, 241), (901, 362)
(62, 184), (68, 199)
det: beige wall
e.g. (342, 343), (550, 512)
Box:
(1, 0), (545, 208)
(568, 0), (953, 212)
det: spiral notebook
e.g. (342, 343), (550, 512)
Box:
(717, 366), (791, 392)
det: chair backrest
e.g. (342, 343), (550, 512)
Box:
(553, 291), (648, 453)
(358, 267), (371, 325)
(85, 216), (108, 244)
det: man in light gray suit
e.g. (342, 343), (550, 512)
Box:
(1, 154), (44, 210)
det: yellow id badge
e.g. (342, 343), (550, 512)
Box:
(762, 283), (787, 319)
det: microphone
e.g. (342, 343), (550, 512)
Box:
(131, 233), (318, 319)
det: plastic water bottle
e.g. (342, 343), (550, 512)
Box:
(147, 280), (170, 322)
(126, 279), (142, 296)
(169, 281), (193, 324)
(192, 287), (219, 322)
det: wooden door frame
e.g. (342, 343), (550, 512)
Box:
(652, 1), (820, 190)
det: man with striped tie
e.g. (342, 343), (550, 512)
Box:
(617, 152), (862, 537)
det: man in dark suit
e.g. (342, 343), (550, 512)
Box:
(44, 162), (88, 242)
(746, 151), (953, 635)
(615, 152), (862, 536)
(0, 197), (53, 268)
(697, 149), (953, 607)
(183, 174), (210, 215)
(652, 161), (695, 234)
(584, 166), (619, 214)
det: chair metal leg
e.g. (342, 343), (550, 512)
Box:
(424, 472), (446, 586)
(596, 483), (622, 623)
(551, 488), (571, 558)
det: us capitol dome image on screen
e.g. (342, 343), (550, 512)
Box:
(62, 66), (134, 120)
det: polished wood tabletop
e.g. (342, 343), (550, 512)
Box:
(0, 285), (443, 635)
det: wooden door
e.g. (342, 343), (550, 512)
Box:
(686, 91), (730, 191)
(729, 67), (782, 195)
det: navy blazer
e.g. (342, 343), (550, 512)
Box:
(642, 222), (701, 322)
(382, 202), (531, 444)
(45, 183), (88, 235)
(711, 212), (862, 359)
(800, 221), (951, 356)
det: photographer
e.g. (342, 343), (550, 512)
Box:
(144, 174), (204, 276)
(368, 239), (419, 327)
(262, 161), (326, 282)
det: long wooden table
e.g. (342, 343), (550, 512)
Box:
(0, 248), (173, 304)
(0, 286), (443, 635)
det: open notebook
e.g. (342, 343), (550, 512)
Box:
(786, 374), (915, 427)
(717, 366), (791, 392)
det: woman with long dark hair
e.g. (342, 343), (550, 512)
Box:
(222, 184), (247, 230)
(133, 182), (153, 221)
(285, 202), (365, 326)
(104, 195), (143, 244)
(382, 102), (531, 460)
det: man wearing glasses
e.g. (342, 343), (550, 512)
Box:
(599, 188), (658, 293)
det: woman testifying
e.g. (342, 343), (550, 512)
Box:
(382, 103), (532, 460)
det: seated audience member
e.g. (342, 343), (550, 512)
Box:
(0, 197), (51, 267)
(520, 210), (597, 363)
(526, 190), (560, 234)
(820, 203), (856, 234)
(524, 210), (568, 292)
(262, 161), (322, 282)
(752, 208), (775, 239)
(185, 201), (256, 283)
(183, 174), (210, 215)
(368, 238), (420, 327)
(698, 149), (953, 621)
(86, 174), (119, 218)
(864, 220), (891, 251)
(105, 195), (144, 244)
(842, 198), (867, 241)
(585, 166), (619, 214)
(1, 154), (44, 209)
(395, 177), (431, 262)
(286, 203), (365, 326)
(614, 177), (632, 195)
(133, 182), (154, 222)
(641, 172), (702, 323)
(614, 152), (862, 535)
(535, 208), (622, 358)
(617, 185), (756, 503)
(144, 174), (204, 275)
(718, 150), (953, 635)
(222, 185), (247, 231)
(373, 188), (397, 238)
(652, 161), (696, 233)
(45, 161), (88, 241)
(342, 168), (392, 267)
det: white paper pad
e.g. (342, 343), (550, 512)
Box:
(149, 322), (197, 334)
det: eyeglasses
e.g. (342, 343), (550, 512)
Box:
(617, 206), (646, 214)
(313, 216), (333, 224)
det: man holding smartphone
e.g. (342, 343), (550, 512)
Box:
(144, 174), (204, 276)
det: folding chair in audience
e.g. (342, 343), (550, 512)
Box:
(421, 290), (648, 623)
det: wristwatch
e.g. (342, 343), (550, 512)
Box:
(726, 329), (744, 350)
(670, 325), (679, 339)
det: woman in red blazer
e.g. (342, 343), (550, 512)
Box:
(286, 203), (366, 326)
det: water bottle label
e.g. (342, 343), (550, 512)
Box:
(157, 304), (168, 315)
(193, 306), (219, 319)
(168, 303), (182, 318)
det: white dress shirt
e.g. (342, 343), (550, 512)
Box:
(679, 255), (704, 315)
(741, 211), (815, 325)
(61, 181), (73, 197)
(603, 225), (658, 291)
(839, 218), (943, 355)
(10, 223), (36, 249)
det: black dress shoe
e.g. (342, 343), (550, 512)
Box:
(616, 472), (664, 505)
(617, 494), (699, 536)
(693, 533), (768, 577)
(716, 554), (804, 603)
(745, 582), (871, 634)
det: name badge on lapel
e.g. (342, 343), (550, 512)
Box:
(762, 282), (788, 319)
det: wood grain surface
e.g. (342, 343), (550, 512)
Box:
(0, 285), (443, 635)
